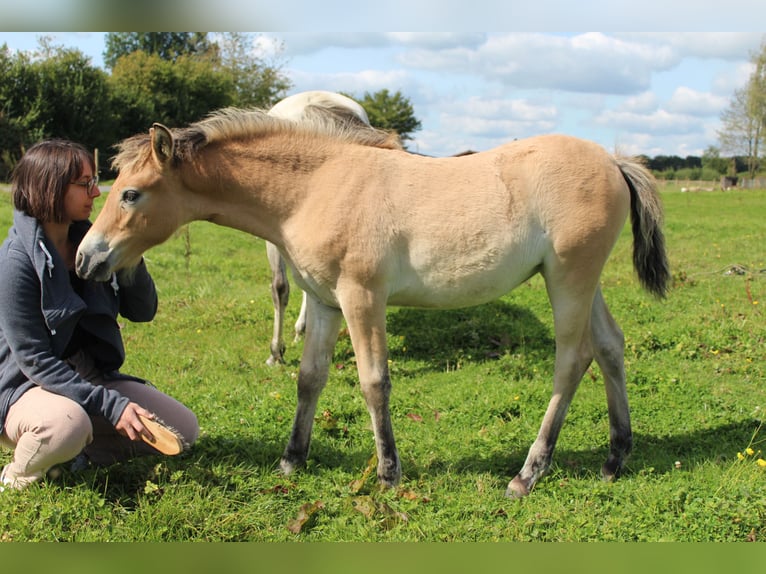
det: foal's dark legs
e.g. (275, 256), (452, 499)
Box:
(266, 242), (290, 365)
(280, 299), (343, 474)
(506, 270), (597, 498)
(506, 337), (594, 497)
(590, 288), (632, 480)
(342, 291), (401, 487)
(506, 285), (632, 497)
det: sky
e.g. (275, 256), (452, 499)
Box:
(1, 30), (764, 158)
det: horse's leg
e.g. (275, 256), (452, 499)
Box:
(341, 290), (401, 487)
(506, 273), (597, 498)
(590, 287), (632, 481)
(294, 291), (308, 341)
(266, 242), (289, 365)
(279, 298), (343, 475)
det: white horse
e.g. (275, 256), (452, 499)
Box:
(264, 91), (372, 365)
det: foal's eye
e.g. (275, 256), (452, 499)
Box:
(121, 189), (141, 204)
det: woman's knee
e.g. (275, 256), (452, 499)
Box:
(180, 408), (200, 446)
(5, 388), (93, 450)
(47, 402), (93, 454)
(3, 399), (92, 487)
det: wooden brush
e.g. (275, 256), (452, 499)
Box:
(138, 415), (185, 455)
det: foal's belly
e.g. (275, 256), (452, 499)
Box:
(387, 248), (543, 309)
(287, 230), (548, 311)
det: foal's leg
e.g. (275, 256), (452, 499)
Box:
(590, 288), (632, 481)
(294, 291), (308, 341)
(266, 242), (289, 365)
(506, 277), (596, 498)
(341, 291), (401, 487)
(279, 298), (343, 475)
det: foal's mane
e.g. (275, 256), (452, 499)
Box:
(112, 106), (402, 172)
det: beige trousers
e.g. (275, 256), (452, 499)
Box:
(0, 351), (198, 489)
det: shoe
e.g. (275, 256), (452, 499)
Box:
(1, 465), (13, 492)
(70, 453), (91, 472)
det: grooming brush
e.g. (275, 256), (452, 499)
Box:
(138, 414), (186, 455)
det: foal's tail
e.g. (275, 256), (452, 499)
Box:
(616, 156), (670, 298)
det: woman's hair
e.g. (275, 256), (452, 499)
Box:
(11, 139), (95, 223)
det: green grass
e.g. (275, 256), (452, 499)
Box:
(0, 185), (764, 541)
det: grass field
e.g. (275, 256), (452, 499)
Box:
(0, 184), (764, 541)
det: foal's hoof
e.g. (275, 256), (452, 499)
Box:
(279, 457), (302, 476)
(377, 459), (402, 489)
(377, 475), (400, 489)
(505, 475), (531, 499)
(601, 455), (625, 482)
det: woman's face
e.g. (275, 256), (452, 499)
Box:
(62, 166), (100, 223)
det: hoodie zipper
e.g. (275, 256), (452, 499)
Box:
(37, 240), (58, 335)
(38, 240), (54, 278)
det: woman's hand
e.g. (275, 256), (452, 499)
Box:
(115, 401), (156, 442)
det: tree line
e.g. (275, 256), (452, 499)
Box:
(0, 33), (421, 181)
(2, 33), (765, 184)
(639, 151), (750, 182)
(0, 33), (281, 180)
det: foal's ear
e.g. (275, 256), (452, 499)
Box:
(150, 123), (175, 167)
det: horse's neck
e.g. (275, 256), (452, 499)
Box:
(186, 141), (320, 243)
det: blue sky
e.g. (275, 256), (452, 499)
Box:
(1, 31), (764, 158)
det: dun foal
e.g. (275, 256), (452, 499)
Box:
(76, 108), (669, 497)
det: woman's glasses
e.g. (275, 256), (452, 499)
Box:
(70, 175), (100, 197)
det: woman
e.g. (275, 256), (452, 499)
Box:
(0, 139), (199, 490)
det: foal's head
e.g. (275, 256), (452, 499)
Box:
(76, 124), (187, 281)
(76, 107), (401, 282)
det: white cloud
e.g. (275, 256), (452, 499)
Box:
(617, 92), (659, 113)
(618, 33), (765, 61)
(593, 108), (702, 136)
(439, 114), (557, 141)
(385, 33), (487, 50)
(273, 33), (390, 57)
(288, 68), (414, 96)
(453, 97), (558, 122)
(269, 32), (487, 58)
(711, 61), (755, 96)
(408, 97), (559, 154)
(665, 87), (728, 116)
(397, 33), (681, 95)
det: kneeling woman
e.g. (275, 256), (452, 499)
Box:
(0, 139), (199, 490)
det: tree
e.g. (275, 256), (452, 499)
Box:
(215, 32), (291, 108)
(108, 50), (234, 139)
(701, 146), (729, 175)
(355, 89), (422, 145)
(718, 42), (766, 178)
(103, 33), (215, 70)
(34, 47), (115, 151)
(103, 32), (291, 128)
(1, 45), (35, 178)
(0, 39), (114, 179)
(719, 86), (762, 178)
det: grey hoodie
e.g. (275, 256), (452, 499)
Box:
(0, 210), (158, 431)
